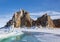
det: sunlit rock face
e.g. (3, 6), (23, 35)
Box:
(20, 10), (33, 27)
(36, 13), (55, 28)
(12, 12), (21, 28)
(5, 9), (33, 28)
(53, 19), (60, 28)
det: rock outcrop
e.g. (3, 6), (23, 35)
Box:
(5, 9), (33, 28)
(36, 13), (55, 28)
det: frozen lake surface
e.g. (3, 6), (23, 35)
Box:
(0, 27), (60, 42)
(20, 28), (60, 42)
(20, 32), (60, 42)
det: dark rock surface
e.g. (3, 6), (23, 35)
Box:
(36, 13), (55, 28)
(53, 19), (60, 28)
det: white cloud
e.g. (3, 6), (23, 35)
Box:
(30, 11), (60, 20)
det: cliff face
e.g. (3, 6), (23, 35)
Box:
(53, 19), (60, 28)
(5, 10), (33, 28)
(36, 13), (55, 28)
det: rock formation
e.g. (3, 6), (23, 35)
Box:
(5, 9), (33, 28)
(5, 10), (60, 28)
(36, 13), (55, 28)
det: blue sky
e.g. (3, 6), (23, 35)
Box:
(0, 0), (60, 15)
